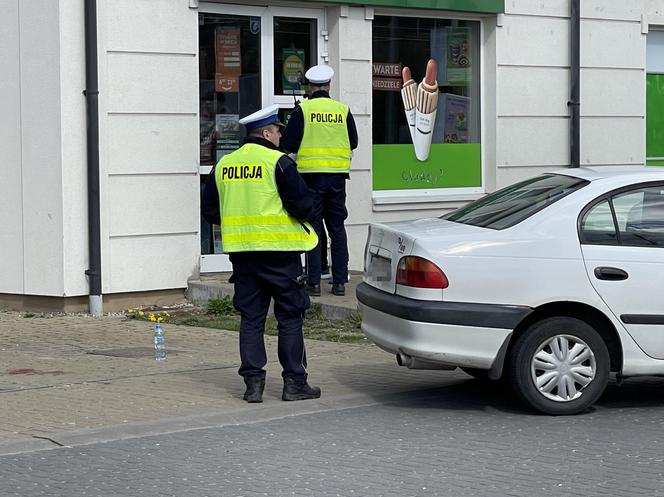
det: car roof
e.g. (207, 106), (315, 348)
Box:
(548, 166), (664, 183)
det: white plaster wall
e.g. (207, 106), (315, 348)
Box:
(497, 0), (656, 189)
(1, 0), (91, 298)
(495, 8), (570, 188)
(327, 6), (374, 270)
(5, 0), (663, 296)
(580, 15), (645, 166)
(0, 0), (67, 296)
(60, 0), (89, 296)
(97, 0), (200, 293)
(0, 1), (24, 293)
(21, 0), (65, 295)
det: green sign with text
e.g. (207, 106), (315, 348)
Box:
(372, 143), (481, 190)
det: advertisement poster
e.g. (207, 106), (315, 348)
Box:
(215, 27), (241, 93)
(443, 27), (471, 86)
(439, 94), (470, 144)
(371, 56), (480, 191)
(200, 119), (216, 164)
(282, 48), (305, 95)
(372, 62), (402, 92)
(216, 114), (241, 151)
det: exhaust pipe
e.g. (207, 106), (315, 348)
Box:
(396, 352), (455, 370)
(396, 351), (411, 367)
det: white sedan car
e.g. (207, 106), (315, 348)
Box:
(357, 167), (664, 415)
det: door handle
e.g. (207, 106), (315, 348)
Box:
(594, 266), (628, 281)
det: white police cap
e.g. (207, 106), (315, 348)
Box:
(238, 104), (284, 131)
(305, 64), (334, 85)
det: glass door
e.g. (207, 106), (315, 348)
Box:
(267, 7), (327, 126)
(199, 3), (326, 272)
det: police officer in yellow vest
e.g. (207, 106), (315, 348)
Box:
(282, 64), (358, 297)
(202, 104), (322, 403)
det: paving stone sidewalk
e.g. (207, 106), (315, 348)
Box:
(0, 311), (455, 455)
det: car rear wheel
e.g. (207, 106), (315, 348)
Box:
(509, 317), (609, 415)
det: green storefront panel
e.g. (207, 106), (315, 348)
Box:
(307, 0), (504, 14)
(647, 74), (664, 166)
(372, 144), (481, 190)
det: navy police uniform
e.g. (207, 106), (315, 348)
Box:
(202, 104), (321, 403)
(281, 65), (359, 296)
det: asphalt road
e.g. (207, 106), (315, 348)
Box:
(3, 376), (664, 497)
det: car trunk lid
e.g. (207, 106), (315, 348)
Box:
(363, 218), (482, 294)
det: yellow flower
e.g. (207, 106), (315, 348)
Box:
(149, 315), (156, 322)
(157, 316), (164, 323)
(127, 308), (134, 313)
(138, 311), (145, 316)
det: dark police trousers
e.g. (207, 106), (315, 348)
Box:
(302, 173), (349, 285)
(229, 252), (310, 381)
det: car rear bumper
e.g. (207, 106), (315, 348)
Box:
(356, 282), (532, 370)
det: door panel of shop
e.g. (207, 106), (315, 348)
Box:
(198, 4), (325, 272)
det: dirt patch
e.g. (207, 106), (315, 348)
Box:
(125, 300), (368, 345)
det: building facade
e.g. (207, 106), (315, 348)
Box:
(1, 0), (663, 311)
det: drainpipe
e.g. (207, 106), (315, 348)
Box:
(569, 0), (581, 167)
(84, 0), (103, 316)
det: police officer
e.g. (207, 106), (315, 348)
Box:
(202, 104), (322, 404)
(281, 64), (359, 297)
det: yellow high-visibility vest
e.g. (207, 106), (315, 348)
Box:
(215, 143), (318, 252)
(297, 98), (351, 173)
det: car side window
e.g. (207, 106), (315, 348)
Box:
(614, 187), (664, 247)
(580, 200), (618, 245)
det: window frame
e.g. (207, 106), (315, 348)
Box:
(199, 3), (326, 112)
(270, 10), (326, 104)
(578, 181), (664, 248)
(198, 2), (326, 273)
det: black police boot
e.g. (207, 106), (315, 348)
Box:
(331, 283), (345, 296)
(282, 377), (321, 401)
(306, 283), (321, 297)
(243, 376), (265, 403)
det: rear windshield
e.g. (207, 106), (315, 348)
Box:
(443, 174), (589, 229)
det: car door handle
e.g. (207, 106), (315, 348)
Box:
(594, 266), (628, 281)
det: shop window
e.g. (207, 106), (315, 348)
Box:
(273, 17), (317, 100)
(372, 16), (481, 193)
(198, 13), (261, 254)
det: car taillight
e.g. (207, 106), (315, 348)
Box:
(396, 256), (449, 289)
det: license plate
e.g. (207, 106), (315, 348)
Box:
(368, 254), (391, 281)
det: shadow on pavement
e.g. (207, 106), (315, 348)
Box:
(377, 380), (532, 415)
(597, 376), (664, 410)
(327, 362), (531, 415)
(330, 363), (664, 416)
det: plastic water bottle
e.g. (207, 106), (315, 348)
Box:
(153, 323), (166, 362)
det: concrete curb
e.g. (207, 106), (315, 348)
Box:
(0, 388), (443, 456)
